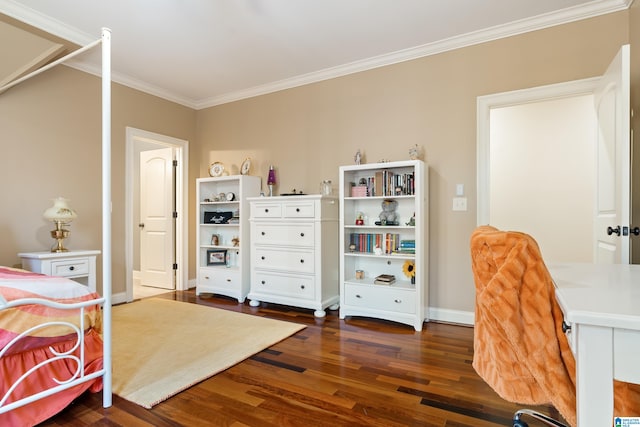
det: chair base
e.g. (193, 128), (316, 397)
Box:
(513, 409), (568, 427)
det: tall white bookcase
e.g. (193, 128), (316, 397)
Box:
(338, 160), (428, 331)
(196, 175), (261, 302)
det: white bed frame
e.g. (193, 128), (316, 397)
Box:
(0, 28), (112, 414)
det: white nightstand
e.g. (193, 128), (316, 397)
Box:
(18, 250), (101, 292)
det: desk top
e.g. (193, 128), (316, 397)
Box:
(549, 263), (640, 330)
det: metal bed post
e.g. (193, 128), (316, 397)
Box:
(101, 26), (113, 409)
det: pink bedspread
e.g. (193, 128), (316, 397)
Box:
(0, 266), (104, 426)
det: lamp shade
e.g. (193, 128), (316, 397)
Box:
(43, 197), (77, 223)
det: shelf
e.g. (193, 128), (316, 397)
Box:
(344, 225), (415, 230)
(344, 252), (415, 260)
(200, 245), (240, 250)
(339, 159), (427, 331)
(201, 265), (240, 272)
(196, 175), (262, 303)
(345, 278), (415, 289)
(344, 195), (415, 200)
(200, 201), (239, 205)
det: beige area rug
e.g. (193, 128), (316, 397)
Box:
(111, 298), (305, 408)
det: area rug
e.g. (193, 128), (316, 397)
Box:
(111, 298), (305, 408)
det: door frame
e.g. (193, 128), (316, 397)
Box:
(477, 77), (599, 225)
(125, 127), (189, 302)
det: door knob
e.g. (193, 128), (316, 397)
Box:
(607, 226), (621, 236)
(138, 223), (145, 229)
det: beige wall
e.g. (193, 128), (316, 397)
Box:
(1, 10), (633, 315)
(0, 65), (196, 295)
(195, 11), (629, 313)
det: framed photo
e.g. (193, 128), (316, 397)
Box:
(206, 249), (227, 265)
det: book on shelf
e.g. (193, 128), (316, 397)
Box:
(350, 233), (401, 254)
(374, 274), (396, 285)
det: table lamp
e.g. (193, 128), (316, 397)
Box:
(43, 197), (77, 252)
(267, 165), (276, 197)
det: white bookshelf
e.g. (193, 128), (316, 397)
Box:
(338, 160), (428, 331)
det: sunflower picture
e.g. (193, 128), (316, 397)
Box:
(403, 260), (415, 284)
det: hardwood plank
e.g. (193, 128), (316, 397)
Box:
(38, 291), (565, 426)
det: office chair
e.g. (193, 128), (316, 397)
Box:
(469, 226), (573, 427)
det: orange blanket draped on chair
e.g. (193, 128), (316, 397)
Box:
(470, 225), (640, 427)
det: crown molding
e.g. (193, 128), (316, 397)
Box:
(197, 0), (631, 108)
(2, 0), (632, 109)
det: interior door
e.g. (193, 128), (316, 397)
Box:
(594, 44), (631, 264)
(140, 147), (175, 289)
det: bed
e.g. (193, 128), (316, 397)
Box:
(0, 28), (113, 425)
(0, 267), (104, 425)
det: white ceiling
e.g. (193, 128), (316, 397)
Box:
(1, 0), (632, 109)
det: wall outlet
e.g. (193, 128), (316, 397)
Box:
(453, 197), (467, 211)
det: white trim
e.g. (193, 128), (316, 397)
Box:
(125, 127), (189, 302)
(197, 0), (630, 109)
(476, 77), (600, 225)
(1, 0), (631, 109)
(428, 307), (475, 326)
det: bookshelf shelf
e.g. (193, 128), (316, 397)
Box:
(338, 160), (428, 331)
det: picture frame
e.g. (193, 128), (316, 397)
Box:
(206, 249), (227, 265)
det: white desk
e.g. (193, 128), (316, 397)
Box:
(549, 263), (640, 427)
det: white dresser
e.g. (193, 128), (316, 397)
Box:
(247, 195), (339, 317)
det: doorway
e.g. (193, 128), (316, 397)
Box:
(125, 127), (189, 302)
(477, 78), (600, 263)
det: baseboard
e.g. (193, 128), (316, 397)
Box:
(112, 291), (128, 305)
(181, 279), (474, 325)
(428, 307), (474, 326)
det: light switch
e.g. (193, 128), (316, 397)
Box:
(456, 184), (464, 196)
(453, 197), (467, 211)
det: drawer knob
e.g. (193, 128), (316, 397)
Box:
(562, 320), (571, 333)
(261, 231), (266, 236)
(300, 285), (305, 289)
(296, 208), (300, 212)
(261, 280), (266, 285)
(300, 232), (305, 237)
(300, 259), (304, 263)
(226, 279), (231, 282)
(264, 208), (269, 213)
(261, 256), (265, 260)
(204, 276), (210, 280)
(69, 266), (75, 271)
(394, 299), (402, 303)
(355, 294), (362, 298)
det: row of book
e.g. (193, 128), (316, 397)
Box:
(398, 239), (415, 254)
(349, 233), (416, 255)
(350, 233), (401, 254)
(351, 171), (415, 197)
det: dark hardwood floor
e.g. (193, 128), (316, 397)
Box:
(40, 291), (563, 426)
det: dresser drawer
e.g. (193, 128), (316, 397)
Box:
(199, 268), (240, 290)
(283, 201), (315, 218)
(252, 271), (315, 300)
(51, 258), (90, 277)
(253, 248), (314, 274)
(251, 203), (282, 218)
(344, 284), (415, 314)
(253, 223), (315, 246)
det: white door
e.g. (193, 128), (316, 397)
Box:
(594, 44), (631, 264)
(140, 147), (175, 289)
